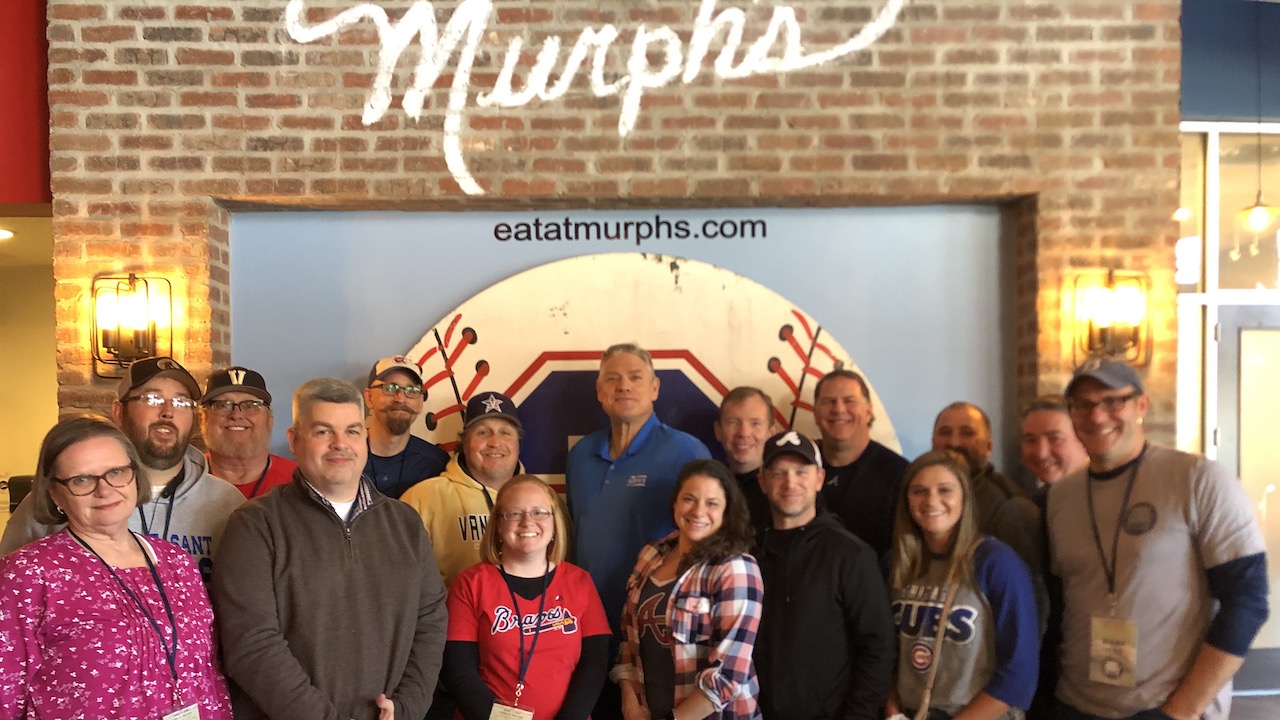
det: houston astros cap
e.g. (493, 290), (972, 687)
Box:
(463, 391), (523, 432)
(204, 366), (271, 405)
(117, 357), (202, 400)
(762, 430), (823, 468)
(1064, 357), (1144, 397)
(368, 355), (425, 387)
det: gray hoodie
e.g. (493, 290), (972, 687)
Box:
(0, 446), (244, 583)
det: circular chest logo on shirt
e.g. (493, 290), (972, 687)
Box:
(1123, 502), (1157, 535)
(910, 641), (934, 672)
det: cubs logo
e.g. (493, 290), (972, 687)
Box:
(1123, 502), (1157, 535)
(892, 599), (978, 645)
(393, 254), (902, 488)
(910, 642), (934, 672)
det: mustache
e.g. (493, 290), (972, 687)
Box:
(150, 421), (179, 434)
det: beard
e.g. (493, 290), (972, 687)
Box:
(382, 406), (416, 436)
(127, 418), (190, 470)
(207, 431), (268, 460)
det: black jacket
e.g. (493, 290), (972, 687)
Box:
(753, 512), (896, 720)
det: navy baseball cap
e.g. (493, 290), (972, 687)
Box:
(1065, 358), (1144, 397)
(464, 392), (522, 432)
(762, 430), (823, 468)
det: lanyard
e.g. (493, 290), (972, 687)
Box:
(500, 562), (550, 707)
(1085, 446), (1147, 605)
(246, 458), (273, 499)
(138, 466), (184, 540)
(68, 529), (181, 685)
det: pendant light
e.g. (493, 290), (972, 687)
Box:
(1238, 0), (1279, 235)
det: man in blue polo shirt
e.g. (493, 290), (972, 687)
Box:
(565, 343), (710, 720)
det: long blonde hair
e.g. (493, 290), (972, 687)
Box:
(888, 450), (980, 590)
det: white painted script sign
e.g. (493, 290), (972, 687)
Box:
(284, 0), (906, 195)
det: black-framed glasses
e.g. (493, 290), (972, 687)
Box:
(204, 399), (268, 414)
(371, 382), (424, 398)
(122, 393), (199, 412)
(1067, 392), (1140, 415)
(52, 465), (136, 496)
(499, 508), (554, 522)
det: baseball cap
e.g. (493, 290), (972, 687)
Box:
(117, 357), (202, 400)
(762, 430), (823, 469)
(1064, 358), (1144, 398)
(464, 392), (522, 432)
(204, 366), (271, 405)
(368, 356), (425, 386)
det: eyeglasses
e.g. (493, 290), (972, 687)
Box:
(204, 399), (268, 414)
(498, 508), (554, 522)
(52, 465), (136, 496)
(122, 393), (199, 412)
(370, 383), (424, 398)
(1067, 392), (1140, 415)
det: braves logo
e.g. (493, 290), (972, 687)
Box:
(392, 255), (902, 488)
(636, 589), (672, 647)
(491, 605), (579, 635)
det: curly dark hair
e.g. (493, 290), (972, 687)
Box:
(671, 459), (755, 573)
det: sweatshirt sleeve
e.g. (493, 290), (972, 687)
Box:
(974, 539), (1040, 710)
(837, 545), (896, 720)
(212, 507), (343, 720)
(391, 520), (449, 719)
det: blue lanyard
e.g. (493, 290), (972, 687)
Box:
(69, 529), (180, 683)
(500, 562), (550, 707)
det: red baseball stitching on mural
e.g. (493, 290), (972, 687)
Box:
(443, 313), (462, 346)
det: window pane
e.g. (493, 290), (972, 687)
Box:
(1177, 134), (1205, 293)
(1218, 134), (1280, 290)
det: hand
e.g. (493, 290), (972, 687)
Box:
(375, 693), (395, 720)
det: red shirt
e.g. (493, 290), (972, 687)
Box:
(447, 562), (610, 718)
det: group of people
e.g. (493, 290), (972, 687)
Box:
(0, 344), (1267, 720)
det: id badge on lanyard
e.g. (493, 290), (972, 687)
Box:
(161, 703), (201, 720)
(489, 704), (533, 720)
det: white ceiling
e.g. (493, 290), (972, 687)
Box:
(0, 216), (52, 269)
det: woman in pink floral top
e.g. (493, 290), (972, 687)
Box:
(0, 415), (232, 720)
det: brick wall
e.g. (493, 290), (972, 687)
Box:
(46, 0), (1183, 440)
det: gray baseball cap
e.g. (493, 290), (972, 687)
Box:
(1065, 358), (1144, 397)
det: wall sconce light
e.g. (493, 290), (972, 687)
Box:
(91, 274), (173, 372)
(1070, 269), (1151, 367)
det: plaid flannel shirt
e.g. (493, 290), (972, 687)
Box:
(613, 532), (764, 719)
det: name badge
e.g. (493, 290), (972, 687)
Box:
(490, 703), (534, 720)
(1089, 615), (1137, 687)
(162, 703), (200, 720)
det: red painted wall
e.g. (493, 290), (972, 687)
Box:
(0, 0), (49, 204)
